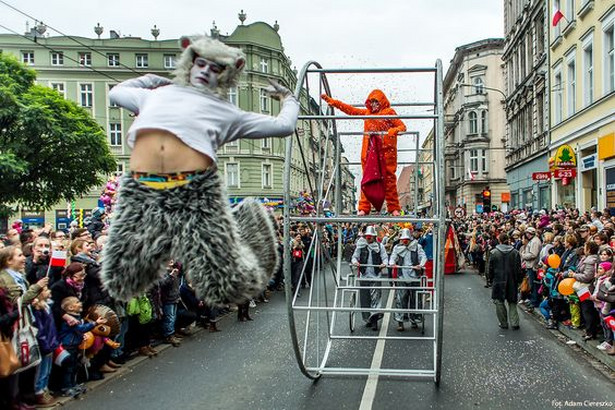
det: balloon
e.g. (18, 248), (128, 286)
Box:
(78, 332), (95, 350)
(547, 254), (561, 269)
(558, 277), (576, 296)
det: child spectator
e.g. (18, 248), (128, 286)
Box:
(32, 285), (59, 407)
(58, 296), (106, 397)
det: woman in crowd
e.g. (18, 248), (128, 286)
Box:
(564, 241), (600, 340)
(0, 246), (48, 409)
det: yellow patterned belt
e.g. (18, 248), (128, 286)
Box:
(131, 169), (208, 190)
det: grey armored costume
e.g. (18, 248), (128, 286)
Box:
(100, 35), (298, 305)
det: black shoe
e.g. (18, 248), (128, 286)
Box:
(499, 324), (509, 329)
(511, 326), (520, 330)
(88, 371), (104, 381)
(368, 313), (384, 324)
(410, 320), (419, 329)
(372, 322), (379, 331)
(110, 355), (126, 365)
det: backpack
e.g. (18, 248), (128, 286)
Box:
(127, 295), (153, 325)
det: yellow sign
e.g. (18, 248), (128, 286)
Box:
(554, 144), (576, 169)
(599, 133), (615, 160)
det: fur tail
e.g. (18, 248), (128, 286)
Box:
(232, 198), (280, 279)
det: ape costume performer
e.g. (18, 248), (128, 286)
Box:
(321, 90), (406, 215)
(101, 35), (299, 306)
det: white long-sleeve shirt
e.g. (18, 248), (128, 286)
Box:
(351, 241), (388, 278)
(389, 241), (427, 279)
(109, 74), (300, 162)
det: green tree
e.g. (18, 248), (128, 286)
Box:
(0, 53), (116, 217)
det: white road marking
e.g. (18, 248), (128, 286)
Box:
(359, 290), (395, 410)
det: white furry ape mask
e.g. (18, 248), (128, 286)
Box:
(173, 35), (246, 97)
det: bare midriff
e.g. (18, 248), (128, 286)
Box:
(130, 129), (213, 174)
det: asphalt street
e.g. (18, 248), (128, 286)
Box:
(65, 269), (615, 410)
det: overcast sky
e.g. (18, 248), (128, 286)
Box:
(0, 0), (504, 178)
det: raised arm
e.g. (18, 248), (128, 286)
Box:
(109, 74), (172, 114)
(321, 94), (367, 116)
(227, 80), (299, 141)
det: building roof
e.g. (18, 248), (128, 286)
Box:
(226, 22), (283, 51)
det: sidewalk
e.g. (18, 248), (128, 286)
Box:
(519, 302), (615, 373)
(470, 268), (615, 374)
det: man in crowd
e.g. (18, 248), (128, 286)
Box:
(488, 233), (524, 330)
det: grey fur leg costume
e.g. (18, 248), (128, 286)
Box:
(100, 169), (278, 306)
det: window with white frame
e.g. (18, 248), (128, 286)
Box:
(21, 51), (34, 65)
(260, 58), (268, 73)
(536, 92), (544, 133)
(604, 17), (615, 94)
(116, 162), (124, 175)
(108, 84), (119, 107)
(481, 149), (488, 173)
(51, 52), (63, 66)
(536, 13), (545, 56)
(107, 53), (120, 67)
(226, 163), (239, 187)
(79, 52), (92, 66)
(470, 149), (478, 172)
(566, 55), (576, 117)
(50, 83), (65, 99)
(228, 86), (238, 106)
(260, 89), (269, 112)
(554, 69), (563, 123)
(135, 54), (148, 68)
(473, 77), (484, 94)
(582, 38), (593, 106)
(79, 83), (93, 108)
(163, 54), (176, 69)
(469, 149), (479, 173)
(109, 122), (122, 146)
(262, 138), (271, 149)
(468, 111), (478, 134)
(566, 0), (574, 21)
(554, 0), (562, 38)
(480, 111), (487, 134)
(262, 163), (272, 188)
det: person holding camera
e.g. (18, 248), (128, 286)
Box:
(160, 260), (182, 347)
(25, 236), (64, 286)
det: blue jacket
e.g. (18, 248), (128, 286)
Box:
(32, 306), (59, 355)
(58, 314), (95, 348)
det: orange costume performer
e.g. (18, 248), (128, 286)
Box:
(321, 90), (406, 215)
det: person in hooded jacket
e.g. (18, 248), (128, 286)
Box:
(351, 226), (388, 330)
(389, 228), (427, 331)
(488, 233), (524, 330)
(321, 90), (406, 215)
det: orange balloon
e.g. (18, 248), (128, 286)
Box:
(558, 278), (576, 296)
(78, 332), (94, 350)
(547, 254), (561, 269)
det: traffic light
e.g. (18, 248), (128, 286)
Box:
(482, 188), (491, 212)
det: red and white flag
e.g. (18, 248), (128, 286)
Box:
(467, 167), (475, 181)
(49, 250), (67, 267)
(552, 4), (565, 27)
(576, 285), (591, 302)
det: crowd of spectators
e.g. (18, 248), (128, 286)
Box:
(0, 208), (274, 409)
(453, 207), (615, 353)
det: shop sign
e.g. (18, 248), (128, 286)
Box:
(532, 172), (551, 181)
(554, 144), (577, 168)
(580, 154), (597, 171)
(553, 169), (577, 179)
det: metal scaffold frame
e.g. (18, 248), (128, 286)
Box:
(283, 61), (446, 384)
